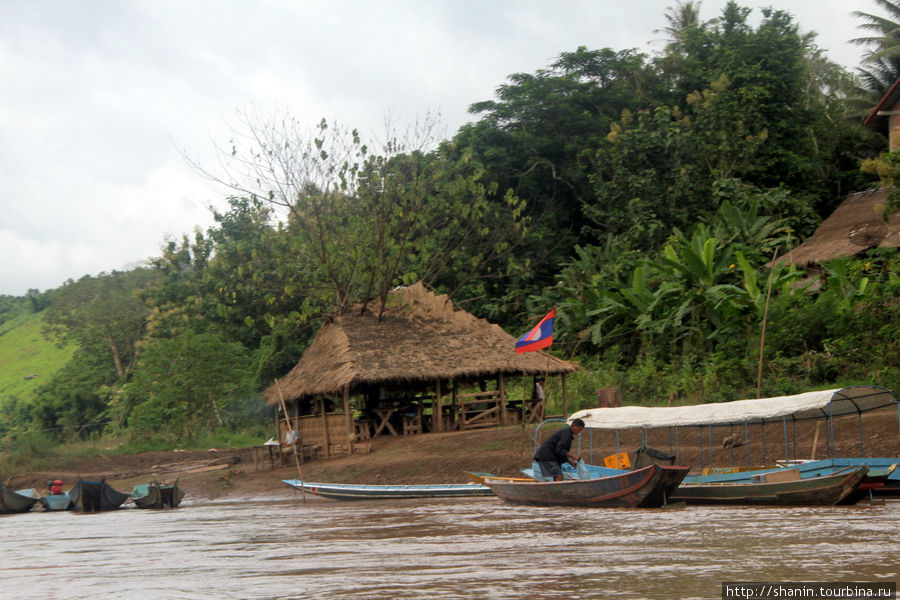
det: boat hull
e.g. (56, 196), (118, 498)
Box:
(670, 466), (867, 506)
(0, 485), (39, 514)
(39, 493), (73, 511)
(282, 480), (494, 500)
(483, 464), (684, 508)
(69, 479), (130, 512)
(131, 482), (185, 509)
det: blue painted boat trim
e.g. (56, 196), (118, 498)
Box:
(282, 480), (494, 500)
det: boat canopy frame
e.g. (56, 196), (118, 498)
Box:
(565, 386), (900, 469)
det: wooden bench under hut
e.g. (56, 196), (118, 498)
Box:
(262, 282), (579, 458)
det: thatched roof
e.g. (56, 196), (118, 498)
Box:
(775, 189), (900, 268)
(265, 282), (579, 404)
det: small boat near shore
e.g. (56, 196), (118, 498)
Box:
(69, 479), (130, 512)
(0, 484), (40, 514)
(39, 492), (73, 511)
(131, 480), (185, 509)
(282, 479), (493, 500)
(482, 464), (689, 508)
(669, 466), (867, 506)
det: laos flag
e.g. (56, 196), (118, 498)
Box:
(515, 307), (555, 354)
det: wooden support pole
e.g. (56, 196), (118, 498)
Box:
(435, 378), (442, 432)
(561, 374), (568, 418)
(499, 373), (507, 425)
(321, 398), (331, 458)
(343, 385), (352, 456)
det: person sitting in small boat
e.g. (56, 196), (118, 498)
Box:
(49, 479), (64, 495)
(533, 418), (585, 481)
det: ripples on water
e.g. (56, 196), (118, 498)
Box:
(1, 494), (897, 600)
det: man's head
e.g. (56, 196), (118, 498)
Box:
(571, 418), (585, 434)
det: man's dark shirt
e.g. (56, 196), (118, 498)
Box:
(533, 427), (574, 463)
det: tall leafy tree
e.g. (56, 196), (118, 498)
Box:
(29, 340), (119, 439)
(42, 270), (156, 382)
(455, 47), (666, 319)
(125, 330), (254, 440)
(194, 110), (527, 320)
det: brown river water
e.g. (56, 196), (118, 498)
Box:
(1, 494), (897, 600)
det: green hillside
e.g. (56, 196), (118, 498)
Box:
(0, 310), (75, 405)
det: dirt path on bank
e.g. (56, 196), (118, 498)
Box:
(6, 408), (899, 502)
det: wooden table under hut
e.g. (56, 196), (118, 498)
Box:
(262, 282), (579, 460)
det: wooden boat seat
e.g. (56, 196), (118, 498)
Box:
(758, 468), (801, 483)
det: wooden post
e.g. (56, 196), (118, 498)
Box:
(452, 379), (458, 430)
(499, 373), (507, 425)
(435, 378), (442, 432)
(343, 385), (352, 456)
(321, 398), (331, 458)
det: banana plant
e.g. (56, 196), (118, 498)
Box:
(821, 257), (872, 314)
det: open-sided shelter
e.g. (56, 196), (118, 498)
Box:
(264, 282), (579, 458)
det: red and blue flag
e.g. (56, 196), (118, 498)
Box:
(515, 307), (555, 354)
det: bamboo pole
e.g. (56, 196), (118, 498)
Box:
(274, 378), (302, 481)
(810, 422), (820, 460)
(499, 373), (507, 425)
(343, 385), (352, 456)
(435, 378), (442, 432)
(321, 398), (331, 458)
(756, 248), (779, 398)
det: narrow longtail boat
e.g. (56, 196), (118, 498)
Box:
(681, 459), (898, 504)
(669, 466), (867, 506)
(482, 464), (689, 508)
(282, 479), (493, 500)
(131, 480), (185, 509)
(68, 479), (130, 512)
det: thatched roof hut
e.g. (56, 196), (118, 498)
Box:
(775, 189), (900, 268)
(266, 282), (578, 404)
(264, 283), (579, 456)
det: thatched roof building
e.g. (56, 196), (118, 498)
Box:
(266, 282), (578, 403)
(775, 189), (900, 268)
(264, 283), (579, 457)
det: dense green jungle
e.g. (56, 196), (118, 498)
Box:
(5, 1), (900, 460)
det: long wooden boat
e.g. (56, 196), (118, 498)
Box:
(515, 463), (690, 508)
(681, 458), (898, 504)
(131, 480), (185, 509)
(482, 464), (688, 508)
(670, 466), (867, 506)
(0, 484), (40, 514)
(68, 479), (131, 512)
(282, 479), (493, 500)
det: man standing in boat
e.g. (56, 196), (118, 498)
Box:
(533, 419), (585, 481)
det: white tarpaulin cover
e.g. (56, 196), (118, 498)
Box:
(568, 386), (898, 429)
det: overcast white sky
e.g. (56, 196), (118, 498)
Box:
(0, 0), (881, 296)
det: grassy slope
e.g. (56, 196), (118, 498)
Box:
(0, 310), (74, 405)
